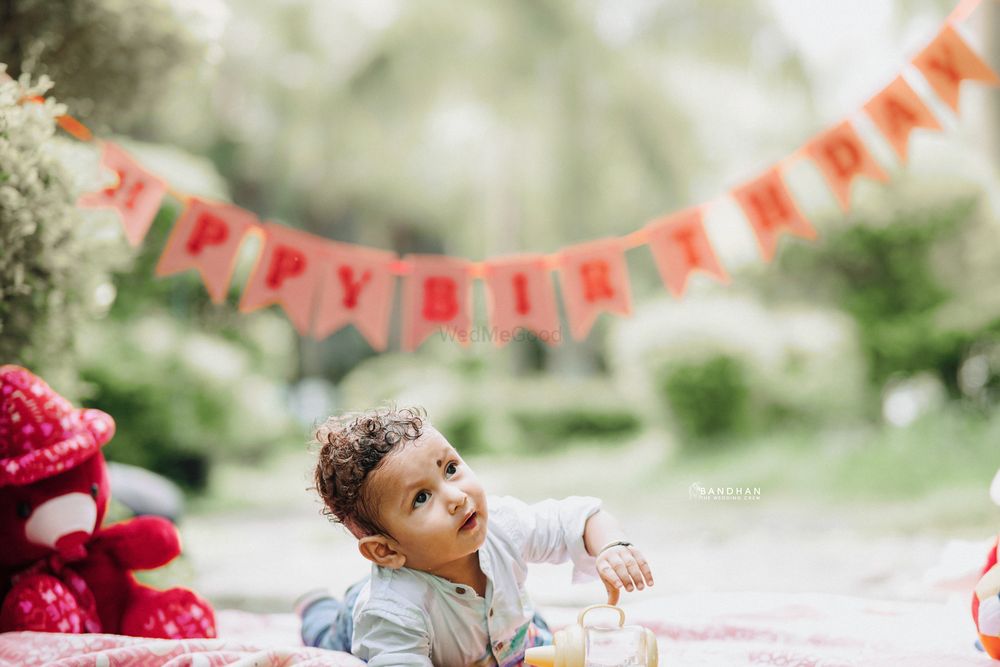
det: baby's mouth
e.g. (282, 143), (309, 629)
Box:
(459, 511), (478, 532)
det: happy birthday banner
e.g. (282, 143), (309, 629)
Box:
(64, 4), (998, 351)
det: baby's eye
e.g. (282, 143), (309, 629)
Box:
(413, 491), (429, 508)
(445, 462), (459, 477)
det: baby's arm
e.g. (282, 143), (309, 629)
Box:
(583, 510), (655, 605)
(353, 606), (433, 666)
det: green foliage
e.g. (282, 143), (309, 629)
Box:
(76, 313), (299, 491)
(657, 354), (750, 441)
(340, 352), (644, 455)
(772, 199), (979, 395)
(0, 0), (209, 132)
(511, 409), (641, 450)
(0, 72), (128, 380)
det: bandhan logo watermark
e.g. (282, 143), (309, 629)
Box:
(688, 482), (761, 501)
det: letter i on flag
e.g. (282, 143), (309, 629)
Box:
(312, 243), (398, 351)
(155, 197), (258, 303)
(644, 208), (728, 298)
(401, 255), (473, 351)
(804, 121), (888, 211)
(557, 238), (632, 341)
(482, 254), (561, 346)
(732, 168), (817, 263)
(239, 224), (327, 336)
(912, 25), (1000, 113)
(863, 77), (941, 163)
(77, 142), (168, 246)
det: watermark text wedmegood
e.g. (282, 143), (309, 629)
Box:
(435, 326), (563, 345)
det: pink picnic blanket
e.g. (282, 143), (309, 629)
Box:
(0, 593), (993, 666)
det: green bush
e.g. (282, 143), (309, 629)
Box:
(512, 409), (641, 449)
(0, 71), (129, 384)
(656, 354), (750, 441)
(76, 313), (299, 491)
(0, 0), (209, 132)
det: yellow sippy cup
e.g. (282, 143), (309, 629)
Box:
(523, 604), (658, 667)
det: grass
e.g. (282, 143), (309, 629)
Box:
(186, 404), (1000, 537)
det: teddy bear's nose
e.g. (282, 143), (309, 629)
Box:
(54, 531), (90, 561)
(24, 492), (97, 555)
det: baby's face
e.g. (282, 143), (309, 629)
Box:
(367, 426), (488, 574)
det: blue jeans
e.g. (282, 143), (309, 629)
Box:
(300, 579), (368, 652)
(300, 578), (553, 654)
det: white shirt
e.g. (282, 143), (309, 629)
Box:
(351, 495), (602, 667)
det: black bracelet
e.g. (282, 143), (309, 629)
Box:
(598, 540), (633, 554)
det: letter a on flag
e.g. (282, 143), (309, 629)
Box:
(401, 255), (472, 351)
(155, 197), (258, 303)
(78, 142), (168, 246)
(239, 224), (327, 336)
(913, 25), (999, 113)
(312, 243), (397, 351)
(863, 77), (942, 163)
(482, 254), (560, 346)
(558, 238), (632, 341)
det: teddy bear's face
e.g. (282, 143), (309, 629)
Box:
(0, 454), (110, 568)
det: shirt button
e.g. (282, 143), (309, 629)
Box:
(489, 608), (494, 617)
(494, 641), (504, 651)
(455, 587), (466, 595)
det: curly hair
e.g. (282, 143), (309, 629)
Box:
(312, 406), (426, 537)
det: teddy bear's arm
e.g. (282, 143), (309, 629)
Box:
(94, 516), (183, 570)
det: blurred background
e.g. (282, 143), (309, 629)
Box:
(3, 0), (1000, 612)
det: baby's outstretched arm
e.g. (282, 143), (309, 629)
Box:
(583, 510), (655, 605)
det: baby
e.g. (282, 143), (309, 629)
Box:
(299, 406), (653, 666)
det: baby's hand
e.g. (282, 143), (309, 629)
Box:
(596, 543), (654, 605)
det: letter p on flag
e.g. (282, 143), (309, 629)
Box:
(156, 198), (258, 304)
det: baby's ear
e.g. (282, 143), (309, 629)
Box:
(358, 535), (406, 569)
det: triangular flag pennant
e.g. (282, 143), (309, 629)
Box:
(239, 224), (327, 336)
(557, 238), (632, 341)
(804, 121), (889, 211)
(155, 197), (258, 304)
(77, 143), (167, 246)
(732, 168), (817, 262)
(913, 25), (1000, 113)
(644, 208), (728, 298)
(312, 243), (397, 351)
(482, 254), (561, 347)
(863, 77), (942, 163)
(401, 256), (473, 351)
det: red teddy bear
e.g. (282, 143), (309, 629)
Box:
(0, 365), (216, 638)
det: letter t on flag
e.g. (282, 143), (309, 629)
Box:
(239, 224), (326, 336)
(557, 238), (632, 341)
(155, 197), (258, 304)
(401, 255), (473, 351)
(644, 208), (728, 298)
(77, 142), (168, 246)
(482, 254), (560, 346)
(913, 25), (1000, 113)
(732, 168), (817, 263)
